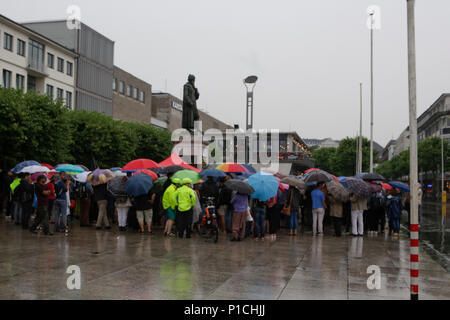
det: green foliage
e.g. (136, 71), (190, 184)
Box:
(311, 147), (337, 173)
(0, 88), (173, 171)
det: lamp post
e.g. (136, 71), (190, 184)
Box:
(244, 76), (258, 163)
(359, 83), (363, 174)
(407, 0), (419, 301)
(369, 11), (375, 173)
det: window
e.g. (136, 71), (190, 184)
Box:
(133, 87), (138, 100)
(27, 75), (36, 92)
(2, 70), (12, 88)
(4, 33), (13, 51)
(112, 78), (117, 91)
(28, 39), (44, 71)
(47, 53), (54, 68)
(65, 91), (72, 108)
(46, 84), (54, 98)
(57, 88), (64, 100)
(16, 74), (25, 91)
(119, 81), (124, 94)
(126, 85), (131, 97)
(140, 91), (145, 103)
(17, 39), (26, 56)
(57, 57), (64, 72)
(66, 61), (73, 76)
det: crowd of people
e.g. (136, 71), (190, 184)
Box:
(0, 168), (421, 240)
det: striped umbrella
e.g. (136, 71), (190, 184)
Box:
(216, 163), (249, 173)
(86, 169), (114, 186)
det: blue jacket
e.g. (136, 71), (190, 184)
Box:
(386, 196), (402, 219)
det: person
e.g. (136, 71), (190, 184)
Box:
(174, 178), (197, 238)
(162, 178), (181, 236)
(368, 191), (384, 235)
(135, 188), (156, 234)
(251, 198), (266, 241)
(115, 184), (132, 232)
(17, 173), (34, 230)
(46, 176), (56, 224)
(267, 188), (285, 240)
(30, 175), (52, 236)
(386, 189), (403, 237)
(10, 173), (23, 225)
(79, 182), (93, 227)
(311, 183), (327, 236)
(328, 193), (343, 237)
(54, 172), (71, 232)
(230, 192), (249, 241)
(418, 186), (423, 225)
(217, 175), (233, 233)
(93, 182), (110, 230)
(342, 199), (352, 234)
(350, 193), (367, 236)
(286, 186), (301, 236)
(200, 176), (219, 207)
(192, 182), (202, 234)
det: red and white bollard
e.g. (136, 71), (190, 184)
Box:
(410, 223), (419, 300)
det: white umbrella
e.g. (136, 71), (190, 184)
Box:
(113, 171), (126, 177)
(19, 165), (51, 174)
(75, 171), (91, 183)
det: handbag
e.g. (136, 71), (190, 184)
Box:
(281, 189), (294, 216)
(32, 193), (38, 208)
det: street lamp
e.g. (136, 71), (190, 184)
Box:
(369, 10), (375, 173)
(244, 76), (258, 163)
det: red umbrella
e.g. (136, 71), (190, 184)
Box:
(159, 153), (201, 173)
(381, 183), (393, 191)
(331, 174), (339, 182)
(304, 168), (320, 174)
(40, 163), (54, 170)
(133, 170), (158, 180)
(122, 159), (159, 171)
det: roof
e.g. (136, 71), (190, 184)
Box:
(0, 14), (77, 57)
(417, 93), (450, 122)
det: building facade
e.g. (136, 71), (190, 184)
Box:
(112, 66), (151, 124)
(304, 138), (340, 149)
(0, 15), (76, 108)
(417, 94), (450, 143)
(23, 20), (115, 116)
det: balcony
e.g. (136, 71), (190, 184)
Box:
(26, 58), (48, 77)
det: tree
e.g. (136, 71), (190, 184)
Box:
(312, 147), (337, 173)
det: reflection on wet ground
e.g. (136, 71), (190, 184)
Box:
(0, 217), (448, 300)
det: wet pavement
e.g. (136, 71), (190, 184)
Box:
(0, 217), (449, 300)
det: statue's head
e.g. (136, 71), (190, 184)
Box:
(188, 74), (195, 83)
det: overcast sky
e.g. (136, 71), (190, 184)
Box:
(3, 0), (450, 146)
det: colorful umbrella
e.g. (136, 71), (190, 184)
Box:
(248, 172), (279, 201)
(381, 183), (393, 191)
(387, 181), (410, 192)
(216, 163), (249, 173)
(125, 174), (153, 197)
(75, 171), (92, 183)
(11, 160), (40, 173)
(122, 159), (159, 172)
(86, 169), (114, 186)
(240, 164), (257, 173)
(304, 168), (320, 174)
(159, 153), (201, 172)
(19, 165), (51, 174)
(133, 169), (158, 180)
(55, 164), (85, 175)
(109, 167), (122, 172)
(224, 179), (255, 194)
(172, 170), (201, 184)
(75, 164), (90, 171)
(40, 163), (54, 170)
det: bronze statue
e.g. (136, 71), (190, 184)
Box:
(182, 74), (200, 131)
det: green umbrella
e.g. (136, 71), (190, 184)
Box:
(171, 170), (201, 184)
(153, 176), (168, 194)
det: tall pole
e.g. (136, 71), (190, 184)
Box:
(442, 129), (444, 195)
(407, 0), (419, 301)
(359, 83), (363, 174)
(355, 131), (359, 175)
(369, 12), (374, 173)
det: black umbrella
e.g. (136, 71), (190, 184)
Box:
(164, 165), (185, 174)
(302, 171), (332, 183)
(224, 179), (255, 195)
(345, 177), (372, 199)
(355, 172), (385, 181)
(107, 176), (128, 197)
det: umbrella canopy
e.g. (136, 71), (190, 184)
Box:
(86, 169), (114, 186)
(355, 172), (385, 181)
(55, 164), (85, 175)
(200, 169), (226, 179)
(304, 168), (320, 174)
(241, 164), (257, 173)
(162, 165), (185, 175)
(216, 163), (249, 173)
(75, 164), (90, 171)
(122, 159), (159, 172)
(388, 181), (410, 192)
(125, 174), (153, 197)
(153, 176), (168, 194)
(248, 172), (279, 201)
(109, 167), (122, 172)
(133, 169), (158, 180)
(344, 177), (372, 198)
(159, 153), (201, 172)
(381, 183), (393, 191)
(113, 170), (126, 177)
(19, 165), (51, 174)
(281, 177), (307, 190)
(31, 172), (51, 183)
(302, 170), (332, 183)
(40, 163), (54, 170)
(326, 180), (350, 202)
(366, 181), (382, 193)
(224, 179), (255, 195)
(107, 176), (129, 197)
(172, 170), (201, 184)
(75, 171), (92, 183)
(11, 160), (40, 173)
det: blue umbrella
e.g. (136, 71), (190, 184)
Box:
(55, 164), (85, 174)
(200, 169), (226, 179)
(11, 160), (40, 173)
(125, 174), (153, 197)
(388, 181), (410, 192)
(248, 172), (279, 201)
(241, 164), (257, 174)
(110, 167), (122, 172)
(338, 176), (349, 188)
